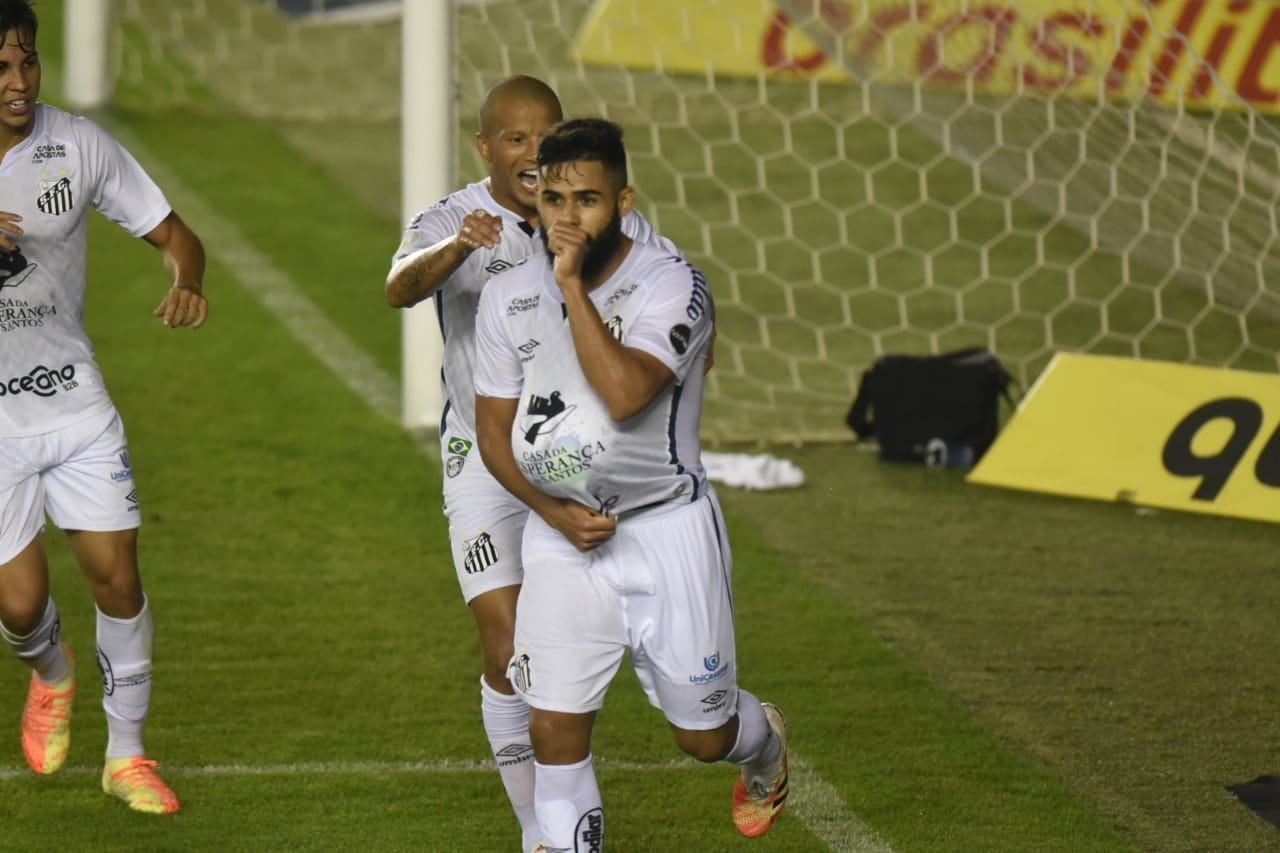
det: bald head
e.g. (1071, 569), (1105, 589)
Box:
(478, 75), (562, 138)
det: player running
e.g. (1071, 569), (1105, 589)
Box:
(0, 0), (206, 815)
(474, 118), (789, 850)
(386, 76), (676, 853)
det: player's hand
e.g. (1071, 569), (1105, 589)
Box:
(548, 221), (588, 289)
(541, 497), (617, 552)
(0, 211), (23, 252)
(455, 209), (503, 254)
(153, 282), (208, 329)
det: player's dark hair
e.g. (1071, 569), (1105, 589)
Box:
(0, 0), (37, 49)
(538, 118), (628, 187)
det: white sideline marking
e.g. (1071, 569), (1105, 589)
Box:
(791, 756), (896, 853)
(96, 125), (893, 853)
(0, 757), (688, 781)
(0, 756), (894, 850)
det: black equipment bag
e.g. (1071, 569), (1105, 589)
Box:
(846, 348), (1013, 469)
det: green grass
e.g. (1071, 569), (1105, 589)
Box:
(2, 3), (1277, 851)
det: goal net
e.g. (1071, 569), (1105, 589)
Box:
(111, 0), (1280, 443)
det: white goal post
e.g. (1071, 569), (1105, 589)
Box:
(63, 0), (113, 110)
(399, 0), (450, 431)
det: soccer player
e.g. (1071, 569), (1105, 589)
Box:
(473, 118), (789, 850)
(0, 0), (205, 815)
(385, 76), (675, 852)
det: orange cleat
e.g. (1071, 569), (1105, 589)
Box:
(732, 702), (789, 837)
(21, 644), (75, 775)
(102, 756), (181, 815)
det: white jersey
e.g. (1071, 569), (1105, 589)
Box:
(474, 240), (714, 516)
(0, 104), (171, 438)
(390, 179), (677, 442)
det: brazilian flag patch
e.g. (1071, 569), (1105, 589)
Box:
(448, 437), (473, 457)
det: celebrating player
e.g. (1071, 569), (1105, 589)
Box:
(0, 0), (206, 815)
(474, 118), (789, 850)
(386, 76), (675, 852)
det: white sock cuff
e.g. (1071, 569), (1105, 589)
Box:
(725, 688), (770, 765)
(96, 593), (150, 628)
(534, 753), (594, 775)
(0, 597), (56, 643)
(480, 674), (527, 710)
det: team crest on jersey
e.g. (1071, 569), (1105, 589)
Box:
(463, 532), (497, 574)
(0, 247), (37, 290)
(446, 455), (465, 478)
(520, 391), (576, 444)
(37, 173), (74, 216)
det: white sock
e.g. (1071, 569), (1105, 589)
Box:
(1, 597), (71, 684)
(724, 689), (781, 777)
(480, 675), (539, 851)
(534, 755), (603, 851)
(96, 595), (153, 759)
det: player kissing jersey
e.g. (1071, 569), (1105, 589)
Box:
(390, 178), (676, 443)
(0, 104), (171, 438)
(474, 240), (715, 517)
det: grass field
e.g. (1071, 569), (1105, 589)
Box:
(1, 3), (1278, 851)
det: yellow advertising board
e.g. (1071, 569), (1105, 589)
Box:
(572, 0), (1280, 113)
(967, 353), (1280, 524)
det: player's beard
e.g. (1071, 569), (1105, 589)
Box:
(541, 207), (625, 283)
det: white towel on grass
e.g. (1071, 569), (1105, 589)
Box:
(702, 452), (805, 490)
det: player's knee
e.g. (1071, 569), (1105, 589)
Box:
(673, 727), (732, 763)
(482, 638), (515, 678)
(483, 664), (516, 694)
(87, 569), (143, 616)
(0, 596), (46, 637)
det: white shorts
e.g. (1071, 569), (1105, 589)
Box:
(509, 490), (738, 731)
(0, 408), (140, 565)
(440, 432), (529, 603)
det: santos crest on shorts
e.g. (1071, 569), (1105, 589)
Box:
(390, 179), (677, 444)
(0, 104), (171, 438)
(474, 240), (714, 516)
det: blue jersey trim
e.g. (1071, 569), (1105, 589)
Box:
(708, 496), (734, 618)
(667, 382), (699, 501)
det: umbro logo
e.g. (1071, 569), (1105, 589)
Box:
(495, 744), (534, 766)
(518, 339), (540, 362)
(701, 690), (728, 706)
(485, 259), (514, 275)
